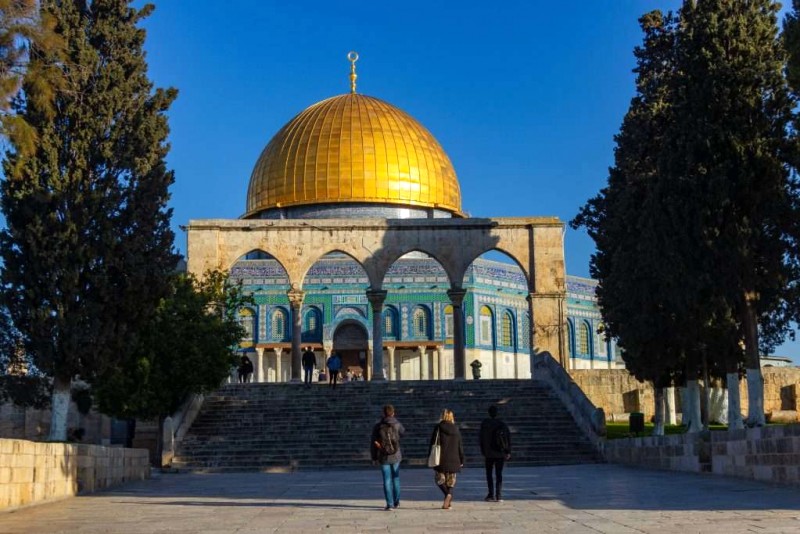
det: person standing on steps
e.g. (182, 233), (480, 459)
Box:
(326, 352), (342, 389)
(480, 404), (512, 502)
(301, 347), (316, 387)
(428, 408), (464, 510)
(371, 404), (405, 510)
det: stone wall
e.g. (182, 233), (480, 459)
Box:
(572, 368), (800, 421)
(0, 438), (150, 511)
(0, 403), (114, 445)
(604, 424), (800, 486)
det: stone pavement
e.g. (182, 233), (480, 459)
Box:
(0, 464), (798, 533)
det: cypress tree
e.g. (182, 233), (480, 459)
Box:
(665, 0), (797, 426)
(0, 0), (177, 440)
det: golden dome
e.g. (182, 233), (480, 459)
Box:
(245, 93), (462, 217)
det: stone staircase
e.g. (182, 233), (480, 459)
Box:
(172, 379), (602, 472)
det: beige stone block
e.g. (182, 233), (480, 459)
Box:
(11, 467), (34, 483)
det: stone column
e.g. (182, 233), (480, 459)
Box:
(447, 288), (467, 380)
(386, 346), (396, 380)
(527, 290), (567, 369)
(287, 286), (305, 383)
(255, 347), (265, 383)
(418, 345), (428, 380)
(366, 289), (387, 381)
(273, 347), (283, 383)
(436, 348), (444, 380)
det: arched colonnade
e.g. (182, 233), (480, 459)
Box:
(186, 217), (567, 381)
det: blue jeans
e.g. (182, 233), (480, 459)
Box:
(380, 462), (401, 507)
(303, 367), (313, 384)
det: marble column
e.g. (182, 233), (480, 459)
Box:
(366, 289), (387, 381)
(418, 345), (428, 380)
(255, 347), (265, 383)
(287, 286), (305, 383)
(436, 348), (444, 380)
(273, 347), (283, 383)
(447, 287), (467, 380)
(665, 386), (677, 425)
(386, 346), (396, 380)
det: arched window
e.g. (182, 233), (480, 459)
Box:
(444, 305), (454, 342)
(595, 323), (607, 357)
(271, 308), (288, 341)
(480, 306), (494, 346)
(412, 306), (430, 339)
(238, 307), (256, 346)
(383, 306), (398, 339)
(579, 322), (590, 355)
(302, 307), (322, 342)
(521, 312), (530, 348)
(501, 311), (514, 347)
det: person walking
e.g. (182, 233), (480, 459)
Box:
(428, 408), (464, 510)
(370, 404), (406, 510)
(480, 404), (512, 502)
(301, 347), (316, 387)
(238, 355), (254, 383)
(326, 352), (342, 389)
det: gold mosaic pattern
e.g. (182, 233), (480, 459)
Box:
(245, 93), (462, 216)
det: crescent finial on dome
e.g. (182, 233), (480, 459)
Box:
(347, 51), (359, 94)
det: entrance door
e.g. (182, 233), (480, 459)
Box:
(333, 322), (369, 380)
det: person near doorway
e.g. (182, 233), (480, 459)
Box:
(470, 359), (483, 379)
(326, 352), (342, 389)
(370, 404), (405, 510)
(428, 408), (464, 510)
(302, 347), (316, 386)
(480, 404), (511, 502)
(238, 355), (254, 383)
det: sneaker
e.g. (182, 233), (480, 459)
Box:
(384, 505), (393, 511)
(484, 494), (495, 502)
(393, 501), (399, 508)
(496, 495), (504, 502)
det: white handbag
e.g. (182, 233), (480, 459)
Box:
(427, 427), (441, 467)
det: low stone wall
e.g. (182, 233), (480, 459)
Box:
(0, 403), (114, 445)
(0, 438), (150, 511)
(572, 367), (800, 421)
(604, 424), (800, 486)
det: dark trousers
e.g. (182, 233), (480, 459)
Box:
(303, 367), (313, 384)
(329, 370), (338, 388)
(485, 457), (505, 497)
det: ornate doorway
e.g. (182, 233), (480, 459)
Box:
(333, 322), (369, 380)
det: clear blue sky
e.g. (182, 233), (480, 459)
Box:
(137, 0), (797, 362)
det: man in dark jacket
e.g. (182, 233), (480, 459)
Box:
(301, 347), (316, 386)
(479, 404), (511, 502)
(371, 404), (406, 510)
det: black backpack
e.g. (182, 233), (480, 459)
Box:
(376, 422), (399, 456)
(492, 425), (509, 452)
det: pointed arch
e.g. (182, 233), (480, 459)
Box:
(270, 307), (289, 342)
(500, 310), (515, 348)
(382, 305), (399, 340)
(302, 306), (322, 342)
(411, 305), (431, 340)
(578, 321), (591, 356)
(479, 305), (495, 347)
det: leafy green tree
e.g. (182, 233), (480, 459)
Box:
(94, 271), (252, 463)
(0, 1), (177, 441)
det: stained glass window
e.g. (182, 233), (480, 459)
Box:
(271, 308), (287, 341)
(480, 306), (493, 345)
(501, 311), (513, 347)
(579, 322), (590, 355)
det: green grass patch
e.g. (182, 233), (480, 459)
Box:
(605, 422), (727, 440)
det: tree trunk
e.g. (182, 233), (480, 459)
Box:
(701, 352), (711, 431)
(708, 378), (728, 425)
(741, 295), (765, 426)
(156, 415), (165, 468)
(683, 380), (703, 433)
(726, 372), (744, 430)
(48, 376), (71, 441)
(653, 386), (665, 436)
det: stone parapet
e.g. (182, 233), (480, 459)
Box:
(0, 439), (150, 511)
(604, 424), (800, 487)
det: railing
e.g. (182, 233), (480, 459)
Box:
(532, 351), (606, 453)
(162, 393), (205, 467)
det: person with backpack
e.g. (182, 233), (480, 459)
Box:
(479, 404), (511, 502)
(370, 404), (405, 510)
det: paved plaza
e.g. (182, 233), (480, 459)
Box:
(0, 464), (798, 533)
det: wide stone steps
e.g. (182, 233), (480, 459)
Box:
(173, 379), (601, 472)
